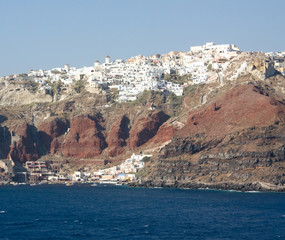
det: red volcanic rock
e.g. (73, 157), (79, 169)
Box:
(50, 135), (65, 155)
(106, 115), (130, 156)
(129, 111), (170, 148)
(177, 84), (285, 139)
(38, 117), (69, 152)
(8, 122), (39, 162)
(150, 123), (178, 144)
(61, 115), (107, 158)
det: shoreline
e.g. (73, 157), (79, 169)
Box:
(2, 180), (285, 193)
(129, 181), (285, 193)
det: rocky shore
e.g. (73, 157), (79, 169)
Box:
(130, 181), (285, 192)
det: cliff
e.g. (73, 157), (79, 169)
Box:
(7, 121), (44, 163)
(129, 111), (170, 148)
(1, 53), (285, 191)
(135, 82), (285, 191)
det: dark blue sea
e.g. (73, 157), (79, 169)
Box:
(0, 185), (285, 240)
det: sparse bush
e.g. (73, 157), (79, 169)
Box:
(46, 80), (63, 101)
(135, 90), (165, 106)
(73, 80), (85, 93)
(163, 73), (192, 85)
(142, 156), (151, 163)
(28, 81), (39, 93)
(183, 84), (197, 96)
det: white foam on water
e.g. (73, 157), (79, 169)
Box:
(0, 211), (7, 214)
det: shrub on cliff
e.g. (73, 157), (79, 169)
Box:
(135, 90), (165, 106)
(163, 73), (192, 85)
(73, 80), (86, 93)
(27, 81), (39, 93)
(46, 80), (63, 100)
(142, 156), (151, 163)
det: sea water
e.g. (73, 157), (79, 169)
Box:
(0, 184), (284, 239)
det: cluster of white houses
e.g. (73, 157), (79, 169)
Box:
(19, 153), (150, 184)
(3, 42), (285, 102)
(72, 153), (151, 184)
(25, 42), (242, 101)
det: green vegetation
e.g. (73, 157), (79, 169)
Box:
(163, 73), (192, 85)
(73, 80), (86, 93)
(27, 81), (39, 93)
(136, 165), (152, 178)
(18, 73), (28, 77)
(46, 80), (63, 101)
(134, 90), (165, 106)
(167, 92), (183, 104)
(142, 156), (151, 163)
(183, 84), (198, 96)
(106, 89), (119, 103)
(166, 92), (183, 116)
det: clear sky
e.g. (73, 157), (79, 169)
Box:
(0, 0), (284, 77)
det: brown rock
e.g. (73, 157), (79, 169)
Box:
(61, 115), (107, 158)
(50, 135), (64, 155)
(129, 111), (170, 148)
(8, 122), (40, 162)
(151, 123), (178, 144)
(106, 115), (130, 156)
(38, 117), (69, 152)
(178, 84), (285, 140)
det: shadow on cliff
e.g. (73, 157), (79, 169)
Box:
(0, 125), (11, 159)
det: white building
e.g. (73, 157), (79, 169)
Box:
(190, 42), (240, 54)
(72, 171), (84, 181)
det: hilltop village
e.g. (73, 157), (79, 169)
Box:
(1, 42), (285, 104)
(19, 43), (241, 101)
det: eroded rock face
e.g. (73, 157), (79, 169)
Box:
(106, 115), (130, 156)
(8, 122), (43, 162)
(164, 84), (285, 159)
(137, 84), (285, 191)
(139, 125), (285, 191)
(177, 84), (285, 140)
(129, 111), (170, 148)
(38, 117), (69, 152)
(149, 122), (179, 145)
(61, 115), (107, 158)
(0, 124), (10, 159)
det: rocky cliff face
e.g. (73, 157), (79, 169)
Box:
(185, 85), (284, 137)
(0, 123), (10, 159)
(7, 122), (44, 163)
(129, 111), (170, 148)
(60, 115), (107, 158)
(0, 108), (172, 161)
(136, 124), (285, 191)
(38, 117), (69, 153)
(36, 110), (170, 158)
(136, 83), (285, 191)
(1, 53), (285, 190)
(106, 115), (130, 156)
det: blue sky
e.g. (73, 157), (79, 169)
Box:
(0, 0), (284, 77)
